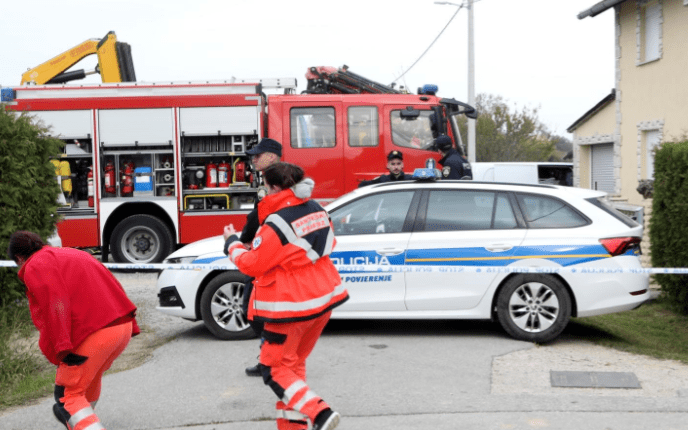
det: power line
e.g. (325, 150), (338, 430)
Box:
(392, 2), (465, 84)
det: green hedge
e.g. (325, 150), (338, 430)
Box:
(650, 140), (688, 314)
(0, 106), (62, 307)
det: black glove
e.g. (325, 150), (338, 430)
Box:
(62, 352), (88, 366)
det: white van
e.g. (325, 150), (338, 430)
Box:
(470, 162), (572, 186)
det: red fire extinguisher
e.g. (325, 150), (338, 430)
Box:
(206, 161), (218, 188)
(87, 167), (94, 207)
(122, 162), (134, 197)
(104, 162), (116, 195)
(233, 160), (246, 183)
(218, 160), (230, 187)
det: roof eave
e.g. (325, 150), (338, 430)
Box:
(577, 0), (628, 19)
(566, 89), (616, 133)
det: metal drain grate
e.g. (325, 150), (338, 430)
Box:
(550, 371), (641, 389)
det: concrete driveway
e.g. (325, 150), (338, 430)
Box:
(2, 273), (687, 430)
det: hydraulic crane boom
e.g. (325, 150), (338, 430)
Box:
(304, 65), (403, 95)
(20, 31), (136, 85)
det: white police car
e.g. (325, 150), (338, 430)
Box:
(156, 170), (649, 343)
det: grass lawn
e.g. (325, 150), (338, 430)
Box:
(567, 294), (688, 364)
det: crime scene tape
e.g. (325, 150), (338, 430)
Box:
(1, 260), (688, 274)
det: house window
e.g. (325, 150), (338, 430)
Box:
(645, 129), (661, 179)
(639, 0), (661, 63)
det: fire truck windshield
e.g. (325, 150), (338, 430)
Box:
(390, 110), (435, 151)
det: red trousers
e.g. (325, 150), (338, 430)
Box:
(260, 312), (332, 430)
(54, 321), (132, 430)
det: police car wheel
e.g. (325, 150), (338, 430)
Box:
(496, 274), (572, 343)
(200, 272), (258, 341)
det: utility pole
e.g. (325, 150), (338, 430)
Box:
(435, 1), (476, 162)
(467, 0), (476, 162)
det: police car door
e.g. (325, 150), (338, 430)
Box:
(329, 190), (418, 311)
(404, 189), (526, 311)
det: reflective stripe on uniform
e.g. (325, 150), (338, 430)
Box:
(276, 409), (308, 421)
(254, 283), (346, 313)
(230, 246), (248, 261)
(293, 389), (318, 412)
(68, 407), (95, 428)
(67, 406), (105, 430)
(282, 380), (307, 404)
(265, 213), (333, 263)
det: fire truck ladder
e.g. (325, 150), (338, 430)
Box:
(230, 77), (297, 94)
(304, 65), (402, 95)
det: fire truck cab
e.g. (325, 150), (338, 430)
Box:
(1, 66), (475, 264)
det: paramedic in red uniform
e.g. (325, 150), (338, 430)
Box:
(8, 231), (140, 430)
(223, 162), (348, 430)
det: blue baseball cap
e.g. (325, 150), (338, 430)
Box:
(246, 138), (282, 157)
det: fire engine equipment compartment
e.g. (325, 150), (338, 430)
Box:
(134, 167), (153, 196)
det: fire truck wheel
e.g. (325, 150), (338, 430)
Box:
(200, 272), (258, 340)
(111, 215), (174, 264)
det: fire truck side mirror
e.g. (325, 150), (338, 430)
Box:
(457, 104), (478, 120)
(400, 106), (420, 119)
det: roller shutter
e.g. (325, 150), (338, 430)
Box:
(591, 143), (614, 193)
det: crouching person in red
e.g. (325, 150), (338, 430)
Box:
(223, 162), (348, 430)
(8, 231), (140, 430)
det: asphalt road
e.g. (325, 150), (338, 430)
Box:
(1, 274), (687, 430)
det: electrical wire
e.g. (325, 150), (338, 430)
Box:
(392, 2), (465, 84)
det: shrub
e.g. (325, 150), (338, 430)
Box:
(0, 106), (62, 307)
(650, 140), (688, 314)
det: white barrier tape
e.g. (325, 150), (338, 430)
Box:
(0, 259), (686, 274)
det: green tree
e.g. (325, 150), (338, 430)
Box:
(0, 106), (62, 307)
(456, 94), (559, 162)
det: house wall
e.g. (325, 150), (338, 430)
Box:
(571, 101), (616, 189)
(617, 0), (688, 205)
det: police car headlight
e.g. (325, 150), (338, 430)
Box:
(164, 256), (197, 265)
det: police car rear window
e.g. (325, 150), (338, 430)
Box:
(515, 193), (589, 229)
(586, 197), (639, 228)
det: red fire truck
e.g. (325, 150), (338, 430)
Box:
(1, 65), (476, 264)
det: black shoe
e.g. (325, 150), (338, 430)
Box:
(245, 363), (263, 377)
(312, 408), (340, 430)
(53, 403), (68, 429)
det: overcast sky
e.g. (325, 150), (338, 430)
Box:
(0, 0), (613, 136)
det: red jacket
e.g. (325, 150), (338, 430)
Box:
(226, 180), (348, 323)
(18, 247), (140, 365)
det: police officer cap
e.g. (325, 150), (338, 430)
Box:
(246, 138), (282, 157)
(433, 135), (453, 152)
(387, 150), (403, 161)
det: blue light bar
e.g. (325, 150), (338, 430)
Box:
(412, 168), (440, 180)
(1, 88), (15, 102)
(419, 84), (438, 96)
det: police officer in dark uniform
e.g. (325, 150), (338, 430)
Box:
(358, 150), (413, 187)
(433, 135), (473, 180)
(232, 137), (282, 377)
